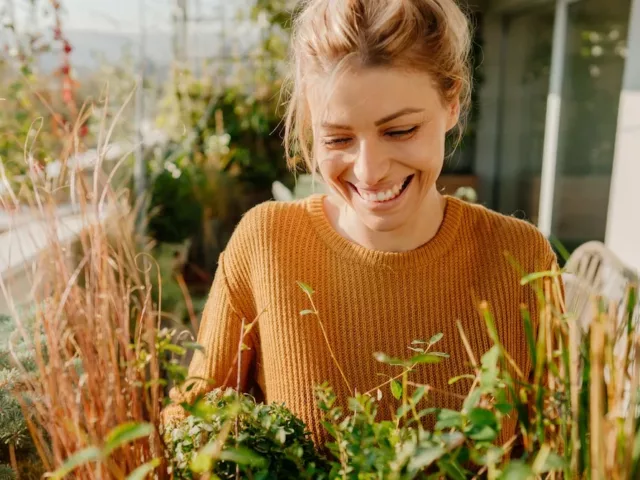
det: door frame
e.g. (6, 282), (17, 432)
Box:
(537, 0), (581, 236)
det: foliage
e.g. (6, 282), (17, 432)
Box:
(163, 388), (327, 479)
(0, 0), (88, 184)
(148, 1), (295, 272)
(6, 161), (640, 479)
(149, 74), (291, 275)
(0, 310), (44, 479)
(0, 132), (179, 477)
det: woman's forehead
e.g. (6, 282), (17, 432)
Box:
(306, 67), (442, 125)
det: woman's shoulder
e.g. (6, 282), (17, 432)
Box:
(454, 198), (557, 269)
(224, 196), (314, 255)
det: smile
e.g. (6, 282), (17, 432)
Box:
(350, 175), (414, 203)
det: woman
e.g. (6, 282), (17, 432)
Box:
(164, 0), (557, 447)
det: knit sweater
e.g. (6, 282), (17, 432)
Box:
(164, 193), (557, 447)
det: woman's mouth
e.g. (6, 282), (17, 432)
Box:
(350, 175), (414, 204)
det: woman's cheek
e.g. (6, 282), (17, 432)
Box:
(403, 135), (445, 172)
(318, 152), (350, 185)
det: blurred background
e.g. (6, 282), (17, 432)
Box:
(0, 0), (638, 315)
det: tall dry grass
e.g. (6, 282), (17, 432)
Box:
(0, 98), (172, 478)
(513, 266), (640, 479)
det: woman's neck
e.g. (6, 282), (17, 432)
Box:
(324, 187), (447, 253)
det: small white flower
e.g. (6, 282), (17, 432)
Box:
(256, 11), (269, 29)
(589, 32), (602, 43)
(201, 423), (214, 432)
(175, 449), (185, 463)
(591, 45), (604, 57)
(615, 45), (627, 58)
(171, 427), (184, 442)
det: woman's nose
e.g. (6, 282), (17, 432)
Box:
(353, 140), (390, 187)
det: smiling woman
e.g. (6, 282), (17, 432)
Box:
(308, 66), (457, 250)
(163, 0), (560, 450)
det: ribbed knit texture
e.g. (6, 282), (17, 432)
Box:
(165, 194), (557, 447)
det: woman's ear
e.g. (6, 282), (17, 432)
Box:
(446, 96), (461, 132)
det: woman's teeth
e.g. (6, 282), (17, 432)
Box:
(359, 179), (405, 203)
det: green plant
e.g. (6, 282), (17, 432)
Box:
(0, 464), (15, 480)
(0, 0), (88, 184)
(1, 135), (175, 477)
(0, 310), (45, 480)
(163, 388), (327, 479)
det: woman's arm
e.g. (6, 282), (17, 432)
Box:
(161, 252), (257, 426)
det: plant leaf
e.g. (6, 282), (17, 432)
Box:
(390, 380), (403, 400)
(437, 459), (467, 480)
(499, 460), (534, 480)
(191, 441), (216, 473)
(448, 374), (475, 385)
(296, 281), (314, 295)
(219, 446), (267, 468)
(163, 344), (186, 355)
(408, 446), (446, 471)
(373, 352), (405, 366)
(480, 346), (500, 388)
(468, 408), (497, 429)
(520, 270), (562, 285)
(50, 447), (101, 479)
(183, 341), (205, 352)
(495, 403), (513, 414)
(300, 309), (315, 316)
(429, 333), (444, 345)
(463, 388), (482, 412)
(126, 458), (161, 480)
(411, 386), (427, 405)
(103, 422), (154, 457)
(409, 353), (446, 365)
(434, 409), (463, 429)
(535, 449), (566, 473)
(468, 425), (498, 442)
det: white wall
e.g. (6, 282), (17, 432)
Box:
(605, 0), (640, 273)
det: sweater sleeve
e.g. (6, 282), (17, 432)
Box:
(161, 251), (257, 428)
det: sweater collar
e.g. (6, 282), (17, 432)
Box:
(305, 193), (465, 270)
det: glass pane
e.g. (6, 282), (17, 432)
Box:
(496, 6), (555, 223)
(551, 0), (631, 250)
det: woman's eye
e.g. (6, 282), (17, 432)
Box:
(323, 137), (351, 146)
(386, 126), (418, 138)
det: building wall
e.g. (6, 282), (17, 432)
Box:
(476, 0), (637, 265)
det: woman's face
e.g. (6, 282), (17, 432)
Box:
(308, 66), (459, 233)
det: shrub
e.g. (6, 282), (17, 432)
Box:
(162, 388), (328, 479)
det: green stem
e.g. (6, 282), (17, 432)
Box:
(308, 294), (353, 395)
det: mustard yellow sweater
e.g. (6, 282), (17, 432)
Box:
(165, 194), (557, 447)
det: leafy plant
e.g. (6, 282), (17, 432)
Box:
(0, 0), (88, 185)
(163, 388), (327, 479)
(0, 310), (45, 480)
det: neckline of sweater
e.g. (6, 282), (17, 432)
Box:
(304, 193), (466, 270)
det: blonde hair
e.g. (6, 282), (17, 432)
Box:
(283, 0), (473, 172)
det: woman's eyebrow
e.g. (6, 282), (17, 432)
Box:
(374, 107), (424, 126)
